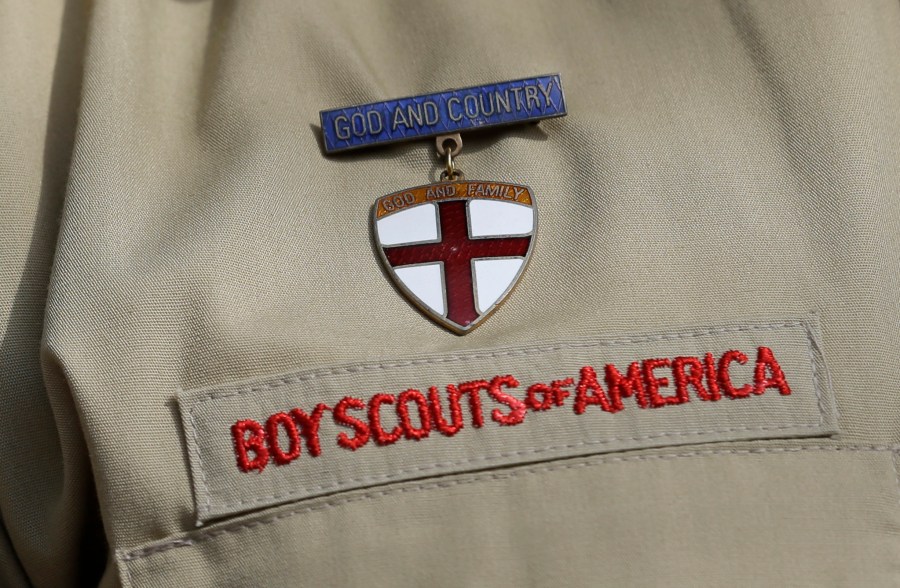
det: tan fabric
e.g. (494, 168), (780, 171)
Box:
(0, 2), (103, 587)
(1, 0), (899, 586)
(121, 446), (900, 587)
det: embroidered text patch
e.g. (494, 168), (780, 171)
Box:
(178, 318), (838, 524)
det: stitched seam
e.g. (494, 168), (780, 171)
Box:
(187, 403), (212, 517)
(891, 450), (900, 511)
(802, 323), (825, 427)
(191, 321), (829, 511)
(121, 444), (897, 563)
(191, 321), (805, 404)
(211, 423), (827, 509)
(116, 549), (134, 588)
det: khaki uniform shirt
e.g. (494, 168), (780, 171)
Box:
(2, 1), (899, 586)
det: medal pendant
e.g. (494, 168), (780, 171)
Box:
(320, 74), (565, 334)
(373, 135), (536, 334)
(373, 179), (536, 334)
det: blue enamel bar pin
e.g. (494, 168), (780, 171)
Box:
(320, 74), (567, 335)
(320, 74), (566, 153)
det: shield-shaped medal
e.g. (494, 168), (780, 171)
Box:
(373, 180), (536, 334)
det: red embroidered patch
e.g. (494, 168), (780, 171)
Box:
(719, 350), (751, 398)
(265, 412), (301, 466)
(605, 362), (648, 411)
(525, 377), (573, 411)
(458, 380), (489, 428)
(290, 404), (330, 457)
(231, 420), (269, 473)
(487, 375), (526, 425)
(702, 352), (722, 400)
(369, 393), (402, 446)
(573, 366), (614, 414)
(333, 396), (369, 450)
(754, 346), (793, 396)
(230, 346), (795, 472)
(397, 389), (431, 440)
(429, 385), (464, 436)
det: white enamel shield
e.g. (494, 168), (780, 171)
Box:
(373, 181), (537, 334)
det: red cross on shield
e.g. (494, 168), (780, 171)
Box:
(373, 181), (537, 334)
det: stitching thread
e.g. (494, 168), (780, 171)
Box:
(194, 322), (806, 404)
(893, 450), (900, 509)
(397, 389), (432, 440)
(429, 385), (464, 436)
(207, 423), (830, 510)
(369, 393), (402, 446)
(121, 444), (897, 564)
(333, 397), (369, 451)
(187, 402), (213, 514)
(488, 375), (526, 426)
(266, 413), (301, 466)
(718, 350), (751, 397)
(189, 320), (824, 516)
(802, 323), (826, 427)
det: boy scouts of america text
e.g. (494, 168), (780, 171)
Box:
(230, 346), (792, 473)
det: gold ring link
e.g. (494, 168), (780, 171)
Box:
(436, 133), (464, 182)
